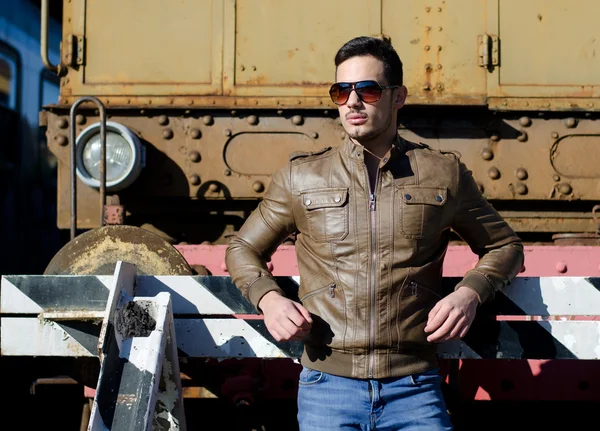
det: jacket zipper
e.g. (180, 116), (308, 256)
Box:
(368, 167), (380, 379)
(407, 280), (442, 298)
(299, 283), (336, 302)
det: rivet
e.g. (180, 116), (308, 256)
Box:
(404, 194), (412, 200)
(311, 132), (319, 139)
(551, 132), (559, 139)
(516, 183), (528, 195)
(224, 168), (232, 176)
(190, 128), (201, 139)
(436, 64), (442, 69)
(490, 134), (500, 142)
(208, 183), (219, 193)
(424, 45), (431, 51)
(247, 115), (259, 125)
(553, 174), (561, 181)
(481, 148), (494, 160)
(488, 167), (501, 180)
(438, 46), (442, 51)
(556, 262), (568, 273)
(518, 116), (531, 127)
(517, 130), (528, 142)
(438, 27), (443, 31)
(292, 115), (304, 125)
(383, 157), (388, 163)
(203, 115), (214, 125)
(425, 26), (432, 31)
(515, 168), (528, 180)
(558, 183), (572, 195)
(189, 174), (201, 186)
(252, 66), (257, 71)
(305, 199), (312, 206)
(438, 7), (442, 12)
(253, 181), (265, 193)
(224, 129), (232, 137)
(162, 128), (173, 140)
(57, 118), (68, 129)
(425, 63), (433, 71)
(189, 151), (201, 163)
(240, 65), (245, 71)
(564, 117), (577, 128)
(231, 110), (237, 116)
(436, 83), (444, 91)
(422, 83), (431, 91)
(75, 114), (86, 125)
(158, 115), (169, 125)
(334, 196), (341, 203)
(425, 6), (431, 12)
(435, 195), (443, 202)
(57, 135), (68, 146)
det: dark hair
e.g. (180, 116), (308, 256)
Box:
(334, 36), (403, 86)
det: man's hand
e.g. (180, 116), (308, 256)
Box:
(258, 291), (313, 342)
(424, 286), (480, 343)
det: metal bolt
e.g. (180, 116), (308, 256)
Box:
(162, 128), (173, 140)
(425, 6), (431, 12)
(224, 168), (232, 176)
(436, 83), (444, 91)
(558, 183), (572, 195)
(438, 7), (442, 12)
(158, 115), (169, 125)
(291, 115), (304, 125)
(436, 64), (443, 69)
(490, 134), (500, 142)
(189, 174), (201, 186)
(488, 167), (501, 180)
(553, 174), (561, 181)
(311, 132), (319, 139)
(424, 45), (431, 51)
(518, 116), (531, 127)
(515, 168), (528, 180)
(422, 84), (431, 91)
(556, 262), (568, 273)
(425, 26), (431, 31)
(247, 115), (258, 125)
(190, 128), (201, 139)
(425, 63), (432, 71)
(57, 118), (68, 129)
(57, 135), (68, 146)
(253, 181), (265, 193)
(224, 129), (232, 137)
(231, 110), (237, 116)
(438, 46), (442, 51)
(203, 115), (214, 125)
(189, 151), (201, 163)
(481, 148), (494, 160)
(240, 65), (245, 71)
(516, 183), (528, 195)
(438, 27), (443, 31)
(208, 183), (219, 193)
(517, 130), (528, 142)
(564, 117), (577, 128)
(75, 114), (86, 125)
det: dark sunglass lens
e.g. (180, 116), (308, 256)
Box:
(330, 84), (350, 105)
(356, 84), (382, 103)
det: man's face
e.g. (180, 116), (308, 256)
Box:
(334, 55), (406, 142)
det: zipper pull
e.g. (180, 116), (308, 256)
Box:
(370, 193), (376, 211)
(329, 283), (336, 298)
(410, 281), (418, 296)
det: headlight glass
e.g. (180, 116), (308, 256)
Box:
(82, 131), (133, 182)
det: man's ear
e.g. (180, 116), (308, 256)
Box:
(395, 86), (408, 109)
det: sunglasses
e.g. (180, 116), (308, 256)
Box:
(329, 80), (399, 105)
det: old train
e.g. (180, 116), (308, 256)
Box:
(1, 0), (599, 430)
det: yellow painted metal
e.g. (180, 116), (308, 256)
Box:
(487, 0), (600, 99)
(57, 1), (600, 109)
(383, 0), (487, 105)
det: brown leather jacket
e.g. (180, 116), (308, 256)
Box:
(225, 138), (524, 379)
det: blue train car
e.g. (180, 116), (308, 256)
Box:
(0, 0), (62, 275)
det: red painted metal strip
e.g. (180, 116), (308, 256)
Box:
(176, 245), (600, 277)
(495, 315), (600, 321)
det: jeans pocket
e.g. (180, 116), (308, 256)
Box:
(298, 367), (325, 386)
(409, 367), (442, 386)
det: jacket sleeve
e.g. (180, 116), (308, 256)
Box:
(450, 161), (525, 304)
(225, 164), (296, 311)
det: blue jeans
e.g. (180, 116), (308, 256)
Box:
(297, 367), (453, 431)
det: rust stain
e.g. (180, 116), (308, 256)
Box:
(287, 48), (299, 59)
(410, 38), (420, 44)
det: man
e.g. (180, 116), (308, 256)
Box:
(225, 36), (524, 430)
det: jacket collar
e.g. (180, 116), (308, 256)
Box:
(342, 134), (408, 169)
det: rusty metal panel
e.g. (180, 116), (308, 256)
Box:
(487, 0), (600, 104)
(228, 0), (381, 97)
(382, 0), (487, 105)
(67, 0), (223, 96)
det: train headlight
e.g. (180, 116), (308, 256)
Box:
(76, 121), (142, 191)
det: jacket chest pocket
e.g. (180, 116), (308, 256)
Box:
(397, 186), (447, 239)
(300, 188), (349, 242)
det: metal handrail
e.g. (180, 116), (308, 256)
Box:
(40, 0), (59, 73)
(69, 97), (107, 240)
